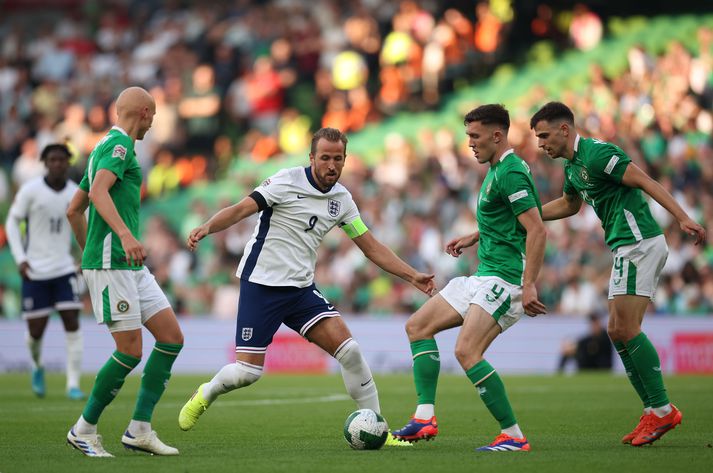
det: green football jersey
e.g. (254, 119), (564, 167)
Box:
(476, 151), (542, 285)
(563, 136), (662, 250)
(79, 126), (143, 270)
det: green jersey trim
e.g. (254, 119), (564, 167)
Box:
(341, 216), (369, 239)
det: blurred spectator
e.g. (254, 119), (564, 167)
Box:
(0, 2), (710, 318)
(557, 313), (613, 373)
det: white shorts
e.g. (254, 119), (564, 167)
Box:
(439, 275), (524, 332)
(83, 267), (171, 332)
(608, 234), (668, 300)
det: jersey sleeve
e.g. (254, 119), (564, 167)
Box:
(589, 143), (631, 183)
(5, 184), (31, 263)
(93, 135), (133, 180)
(7, 184), (30, 219)
(338, 197), (368, 239)
(252, 169), (292, 207)
(499, 168), (539, 216)
(79, 172), (90, 192)
(563, 169), (577, 196)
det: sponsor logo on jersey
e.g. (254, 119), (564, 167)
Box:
(242, 327), (253, 341)
(328, 199), (341, 217)
(261, 178), (271, 187)
(296, 194), (307, 199)
(486, 181), (492, 194)
(112, 144), (127, 160)
(117, 300), (130, 312)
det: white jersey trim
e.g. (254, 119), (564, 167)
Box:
(623, 209), (643, 241)
(102, 233), (112, 269)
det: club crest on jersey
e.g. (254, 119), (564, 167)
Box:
(112, 144), (127, 160)
(241, 327), (253, 341)
(580, 168), (589, 181)
(328, 199), (341, 217)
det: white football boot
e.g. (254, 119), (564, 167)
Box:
(67, 427), (114, 457)
(121, 430), (179, 455)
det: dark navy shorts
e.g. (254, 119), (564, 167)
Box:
(235, 280), (339, 355)
(21, 272), (83, 319)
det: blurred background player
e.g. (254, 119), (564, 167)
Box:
(5, 143), (85, 400)
(178, 127), (434, 447)
(530, 101), (707, 447)
(65, 87), (184, 457)
(392, 105), (547, 452)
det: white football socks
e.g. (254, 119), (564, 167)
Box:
(65, 330), (83, 391)
(502, 423), (524, 439)
(26, 333), (42, 370)
(414, 404), (435, 420)
(204, 361), (263, 402)
(128, 419), (152, 436)
(75, 415), (97, 435)
(334, 338), (380, 413)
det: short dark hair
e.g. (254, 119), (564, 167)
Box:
(310, 127), (348, 156)
(530, 101), (575, 129)
(40, 143), (71, 161)
(463, 104), (510, 131)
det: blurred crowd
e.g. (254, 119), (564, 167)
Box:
(0, 1), (711, 318)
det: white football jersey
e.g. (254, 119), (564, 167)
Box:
(6, 176), (78, 280)
(237, 167), (363, 287)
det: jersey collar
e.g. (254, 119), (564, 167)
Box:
(304, 167), (332, 193)
(111, 125), (129, 136)
(498, 148), (515, 162)
(571, 134), (581, 162)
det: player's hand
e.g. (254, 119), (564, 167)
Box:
(18, 262), (31, 279)
(120, 233), (146, 266)
(445, 232), (479, 257)
(411, 272), (436, 296)
(680, 218), (706, 245)
(187, 224), (210, 251)
(522, 283), (546, 317)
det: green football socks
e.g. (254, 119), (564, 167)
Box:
(614, 341), (650, 408)
(411, 339), (440, 405)
(132, 343), (183, 422)
(625, 332), (669, 408)
(466, 360), (517, 429)
(82, 351), (141, 424)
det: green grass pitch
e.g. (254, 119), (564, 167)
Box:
(1, 373), (711, 472)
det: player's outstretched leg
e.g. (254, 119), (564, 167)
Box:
(467, 360), (529, 452)
(179, 361), (262, 431)
(123, 342), (182, 454)
(392, 339), (440, 442)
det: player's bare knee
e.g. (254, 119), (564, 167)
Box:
(607, 326), (624, 342)
(405, 316), (431, 341)
(161, 330), (184, 346)
(454, 345), (481, 369)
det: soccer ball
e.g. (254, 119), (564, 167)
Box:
(343, 408), (388, 450)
